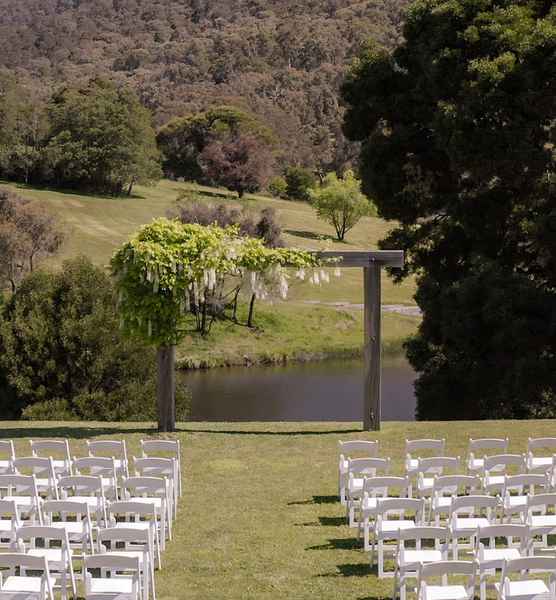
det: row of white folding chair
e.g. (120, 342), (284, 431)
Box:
(414, 556), (556, 600)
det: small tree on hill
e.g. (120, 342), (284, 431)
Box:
(284, 166), (316, 201)
(310, 170), (376, 241)
(111, 218), (328, 431)
(199, 134), (274, 198)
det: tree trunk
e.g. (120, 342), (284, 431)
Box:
(247, 293), (256, 328)
(157, 345), (176, 432)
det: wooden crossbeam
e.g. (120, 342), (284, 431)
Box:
(318, 250), (404, 268)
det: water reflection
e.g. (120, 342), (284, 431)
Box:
(182, 357), (416, 422)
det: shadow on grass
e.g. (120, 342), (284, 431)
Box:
(183, 428), (361, 436)
(283, 229), (340, 243)
(1, 180), (146, 200)
(317, 563), (372, 577)
(4, 426), (157, 439)
(288, 495), (338, 506)
(307, 538), (360, 551)
(295, 516), (346, 527)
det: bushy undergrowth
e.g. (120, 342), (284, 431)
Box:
(0, 256), (190, 420)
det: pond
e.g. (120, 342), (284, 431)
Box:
(182, 356), (416, 421)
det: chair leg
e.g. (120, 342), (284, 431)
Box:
(452, 537), (458, 560)
(378, 540), (384, 578)
(480, 575), (486, 600)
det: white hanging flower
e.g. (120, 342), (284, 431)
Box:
(320, 269), (330, 283)
(250, 271), (257, 292)
(295, 268), (306, 280)
(312, 271), (320, 285)
(208, 268), (217, 291)
(334, 267), (341, 277)
(279, 274), (289, 299)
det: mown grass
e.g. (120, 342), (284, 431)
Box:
(0, 179), (418, 364)
(6, 420), (556, 600)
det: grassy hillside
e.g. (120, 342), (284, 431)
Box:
(8, 419), (556, 599)
(1, 179), (419, 364)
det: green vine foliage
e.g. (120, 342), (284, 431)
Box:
(111, 218), (332, 347)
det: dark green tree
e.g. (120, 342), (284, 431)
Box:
(342, 0), (556, 419)
(45, 79), (161, 195)
(284, 166), (316, 201)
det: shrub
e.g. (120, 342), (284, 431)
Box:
(0, 256), (190, 421)
(267, 176), (287, 198)
(284, 166), (316, 201)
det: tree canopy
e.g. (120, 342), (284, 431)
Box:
(342, 0), (556, 419)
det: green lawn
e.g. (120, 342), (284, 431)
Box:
(1, 179), (419, 363)
(6, 420), (556, 599)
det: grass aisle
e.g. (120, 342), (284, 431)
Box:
(5, 420), (556, 599)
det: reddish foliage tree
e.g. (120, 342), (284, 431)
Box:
(199, 134), (274, 198)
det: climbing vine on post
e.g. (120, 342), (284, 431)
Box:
(111, 218), (333, 431)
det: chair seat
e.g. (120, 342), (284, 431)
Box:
(0, 518), (15, 533)
(34, 478), (55, 489)
(530, 457), (552, 469)
(530, 514), (556, 533)
(494, 579), (550, 598)
(407, 459), (418, 472)
(339, 459), (349, 474)
(377, 520), (415, 537)
(3, 496), (37, 510)
(418, 478), (435, 493)
(433, 497), (453, 511)
(129, 497), (162, 509)
(422, 584), (469, 600)
(484, 475), (505, 489)
(28, 547), (73, 565)
(479, 548), (521, 567)
(89, 577), (135, 594)
(361, 497), (378, 511)
(453, 517), (490, 534)
(469, 458), (484, 471)
(399, 549), (443, 567)
(1, 574), (55, 592)
(505, 495), (528, 509)
(349, 478), (364, 494)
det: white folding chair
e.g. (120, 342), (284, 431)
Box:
(72, 457), (118, 500)
(0, 441), (15, 475)
(107, 501), (162, 569)
(525, 492), (556, 551)
(417, 560), (476, 600)
(58, 476), (107, 525)
(483, 454), (526, 494)
(0, 553), (54, 600)
(0, 500), (21, 548)
(476, 524), (531, 600)
(496, 556), (556, 600)
(502, 474), (549, 523)
(30, 440), (72, 478)
(416, 457), (461, 498)
(370, 497), (425, 578)
(527, 438), (556, 474)
(16, 525), (76, 600)
(449, 495), (499, 558)
(13, 458), (59, 500)
(405, 439), (446, 493)
(360, 476), (411, 551)
(337, 440), (379, 505)
(84, 553), (141, 600)
(42, 500), (95, 556)
(0, 474), (42, 524)
(346, 457), (391, 527)
(467, 438), (509, 474)
(393, 526), (450, 600)
(121, 477), (171, 544)
(133, 458), (177, 521)
(87, 440), (129, 479)
(430, 475), (481, 525)
(97, 527), (155, 600)
(141, 440), (182, 497)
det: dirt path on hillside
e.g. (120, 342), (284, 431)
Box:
(302, 300), (422, 317)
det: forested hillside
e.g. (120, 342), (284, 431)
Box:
(0, 0), (409, 170)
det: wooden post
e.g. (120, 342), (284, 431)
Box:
(363, 264), (381, 431)
(157, 345), (176, 432)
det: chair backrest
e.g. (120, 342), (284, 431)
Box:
(483, 453), (526, 472)
(503, 473), (548, 496)
(406, 439), (445, 454)
(376, 497), (425, 521)
(501, 556), (556, 583)
(87, 439), (127, 460)
(122, 476), (166, 496)
(432, 475), (480, 496)
(468, 438), (509, 453)
(527, 492), (556, 511)
(363, 476), (410, 498)
(58, 475), (104, 497)
(338, 440), (379, 457)
(134, 457), (175, 478)
(97, 525), (150, 545)
(416, 456), (460, 475)
(13, 456), (56, 478)
(398, 525), (449, 543)
(42, 499), (92, 522)
(16, 524), (70, 545)
(476, 524), (529, 554)
(107, 500), (158, 519)
(0, 499), (19, 518)
(528, 437), (556, 453)
(0, 441), (15, 460)
(141, 439), (180, 458)
(347, 457), (390, 477)
(30, 439), (70, 460)
(450, 494), (499, 516)
(84, 552), (140, 572)
(0, 551), (49, 571)
(0, 473), (39, 497)
(73, 456), (117, 478)
(418, 560), (476, 585)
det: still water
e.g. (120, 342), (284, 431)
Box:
(183, 357), (416, 421)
